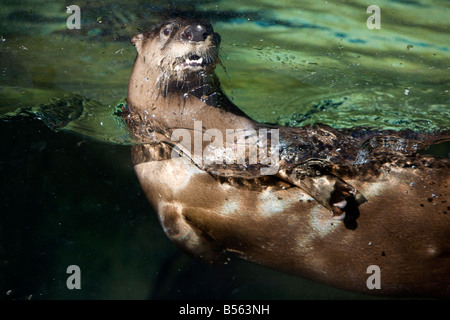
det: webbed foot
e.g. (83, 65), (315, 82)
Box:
(328, 179), (363, 221)
(278, 159), (367, 223)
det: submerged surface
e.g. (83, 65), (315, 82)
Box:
(0, 0), (449, 299)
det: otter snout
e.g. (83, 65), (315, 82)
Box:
(181, 24), (209, 42)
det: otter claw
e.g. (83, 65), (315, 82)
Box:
(279, 165), (366, 227)
(332, 210), (346, 221)
(333, 200), (347, 209)
(332, 200), (347, 220)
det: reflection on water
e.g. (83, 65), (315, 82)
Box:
(1, 0), (449, 140)
(1, 90), (131, 144)
(0, 0), (448, 299)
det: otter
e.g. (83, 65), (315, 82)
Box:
(124, 18), (450, 298)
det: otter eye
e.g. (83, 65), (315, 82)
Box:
(162, 27), (171, 37)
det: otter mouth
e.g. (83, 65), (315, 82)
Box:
(176, 53), (214, 72)
(184, 54), (204, 67)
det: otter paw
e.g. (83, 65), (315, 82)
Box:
(332, 200), (348, 220)
(330, 187), (357, 221)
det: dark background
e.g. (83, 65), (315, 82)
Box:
(1, 116), (377, 300)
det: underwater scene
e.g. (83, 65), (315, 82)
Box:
(0, 0), (449, 299)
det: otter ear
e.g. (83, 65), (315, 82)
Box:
(131, 34), (144, 52)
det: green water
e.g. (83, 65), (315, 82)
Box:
(1, 0), (449, 139)
(0, 0), (448, 300)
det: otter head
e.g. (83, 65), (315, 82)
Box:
(130, 18), (221, 89)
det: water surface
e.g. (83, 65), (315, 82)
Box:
(0, 0), (448, 300)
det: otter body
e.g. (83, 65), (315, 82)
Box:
(124, 18), (450, 298)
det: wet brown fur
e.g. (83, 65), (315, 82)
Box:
(125, 18), (450, 298)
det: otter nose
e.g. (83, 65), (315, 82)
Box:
(181, 24), (209, 42)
